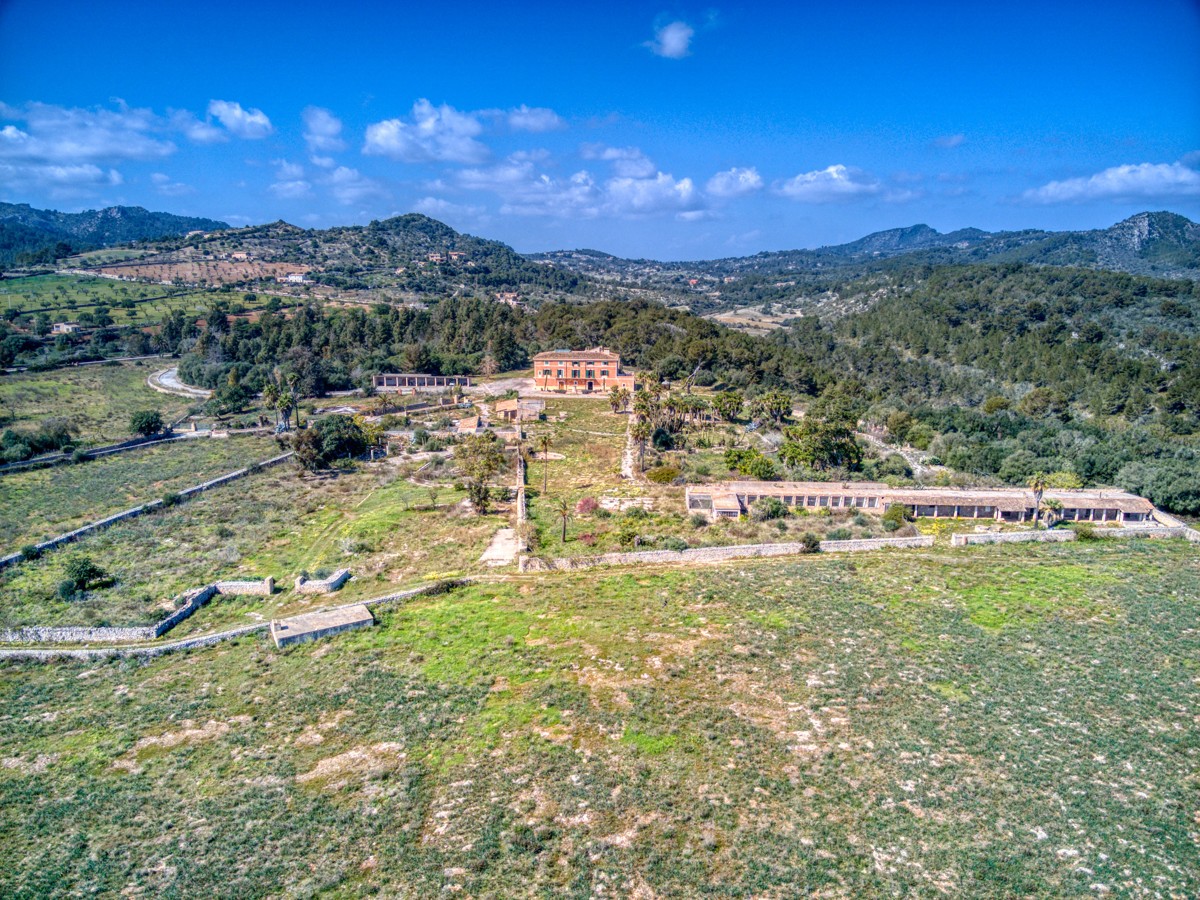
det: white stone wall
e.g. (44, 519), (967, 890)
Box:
(951, 530), (1077, 546)
(294, 570), (351, 594)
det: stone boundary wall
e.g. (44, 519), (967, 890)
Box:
(0, 433), (191, 476)
(0, 579), (274, 644)
(951, 530), (1077, 546)
(1095, 526), (1189, 540)
(0, 452), (293, 572)
(0, 579), (469, 662)
(515, 455), (527, 526)
(295, 570), (351, 594)
(518, 536), (934, 573)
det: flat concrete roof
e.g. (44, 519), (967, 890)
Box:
(271, 604), (374, 647)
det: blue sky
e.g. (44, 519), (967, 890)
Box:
(1, 0), (1198, 259)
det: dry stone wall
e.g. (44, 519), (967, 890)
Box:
(294, 570), (351, 594)
(518, 536), (934, 573)
(0, 452), (293, 572)
(951, 530), (1077, 546)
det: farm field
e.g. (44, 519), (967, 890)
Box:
(0, 540), (1196, 897)
(0, 456), (506, 631)
(0, 435), (278, 550)
(0, 273), (285, 327)
(0, 362), (193, 442)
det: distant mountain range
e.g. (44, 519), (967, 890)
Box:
(531, 211), (1200, 285)
(0, 202), (228, 267)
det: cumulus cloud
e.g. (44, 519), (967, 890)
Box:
(646, 20), (694, 58)
(1022, 160), (1200, 203)
(269, 159), (310, 199)
(580, 144), (656, 178)
(456, 152), (702, 219)
(934, 133), (965, 148)
(207, 100), (274, 139)
(0, 101), (175, 164)
(706, 166), (763, 199)
(776, 164), (881, 202)
(326, 166), (383, 204)
(150, 172), (193, 196)
(0, 162), (122, 196)
(507, 104), (564, 133)
(413, 196), (486, 220)
(364, 99), (488, 164)
(169, 109), (226, 144)
(302, 106), (346, 156)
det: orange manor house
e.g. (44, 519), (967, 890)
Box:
(532, 347), (637, 394)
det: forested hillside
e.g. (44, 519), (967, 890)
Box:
(0, 203), (227, 267)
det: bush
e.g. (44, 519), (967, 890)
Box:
(64, 555), (107, 590)
(827, 527), (852, 541)
(882, 503), (910, 529)
(129, 410), (164, 437)
(575, 496), (599, 515)
(57, 579), (78, 602)
(800, 532), (821, 553)
(1074, 523), (1100, 541)
(161, 491), (182, 507)
(646, 465), (680, 484)
(19, 544), (40, 562)
(661, 537), (689, 551)
(623, 506), (649, 520)
(749, 496), (789, 521)
(689, 513), (710, 528)
(852, 513), (870, 527)
(594, 507), (612, 519)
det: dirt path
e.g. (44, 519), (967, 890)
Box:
(148, 367), (213, 399)
(479, 528), (518, 567)
(621, 417), (636, 479)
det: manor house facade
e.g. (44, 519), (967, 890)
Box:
(532, 347), (636, 394)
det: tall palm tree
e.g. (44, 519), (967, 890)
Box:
(538, 433), (553, 494)
(262, 382), (281, 426)
(631, 418), (652, 473)
(1028, 472), (1048, 528)
(554, 496), (572, 543)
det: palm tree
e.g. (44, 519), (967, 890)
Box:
(608, 386), (623, 414)
(538, 433), (553, 494)
(554, 496), (572, 542)
(631, 418), (652, 472)
(1028, 472), (1048, 528)
(262, 382), (281, 426)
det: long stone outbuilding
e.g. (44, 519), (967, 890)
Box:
(685, 480), (1157, 525)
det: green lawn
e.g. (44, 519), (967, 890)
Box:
(0, 362), (194, 443)
(0, 540), (1196, 897)
(0, 435), (277, 550)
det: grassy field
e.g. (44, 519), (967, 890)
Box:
(0, 435), (278, 550)
(0, 539), (1196, 897)
(0, 362), (193, 442)
(0, 457), (506, 630)
(0, 273), (280, 327)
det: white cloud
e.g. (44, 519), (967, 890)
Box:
(776, 164), (881, 202)
(934, 133), (965, 149)
(581, 144), (656, 178)
(326, 166), (383, 205)
(646, 20), (694, 58)
(269, 159), (310, 199)
(0, 101), (175, 164)
(151, 172), (193, 196)
(456, 152), (703, 219)
(207, 100), (274, 139)
(413, 196), (486, 220)
(706, 166), (763, 199)
(507, 104), (564, 133)
(302, 106), (345, 155)
(169, 109), (225, 144)
(364, 99), (488, 164)
(1022, 160), (1200, 203)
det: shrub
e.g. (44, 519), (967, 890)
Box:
(1074, 523), (1100, 541)
(576, 496), (599, 515)
(64, 555), (106, 590)
(623, 506), (649, 520)
(882, 503), (910, 529)
(129, 410), (164, 437)
(827, 527), (852, 541)
(852, 513), (870, 527)
(661, 536), (689, 551)
(689, 513), (710, 528)
(19, 544), (40, 562)
(800, 532), (821, 553)
(616, 524), (640, 548)
(161, 491), (182, 507)
(749, 496), (789, 521)
(594, 507), (612, 519)
(646, 465), (680, 484)
(56, 579), (78, 602)
(578, 532), (597, 547)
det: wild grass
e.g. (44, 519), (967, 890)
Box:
(0, 362), (193, 442)
(0, 459), (503, 630)
(0, 540), (1195, 897)
(0, 435), (276, 550)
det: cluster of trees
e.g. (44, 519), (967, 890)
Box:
(290, 414), (382, 472)
(0, 418), (76, 463)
